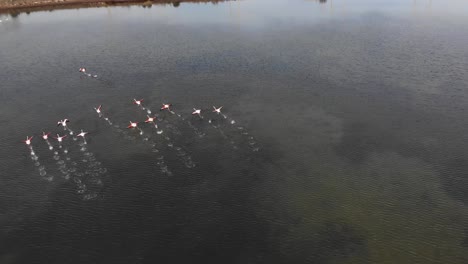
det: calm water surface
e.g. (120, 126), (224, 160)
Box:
(1, 0), (468, 263)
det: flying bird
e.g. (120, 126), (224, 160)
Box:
(23, 136), (33, 145)
(133, 99), (144, 106)
(192, 108), (201, 115)
(94, 105), (102, 114)
(57, 119), (70, 127)
(160, 103), (172, 111)
(145, 115), (156, 123)
(212, 106), (223, 114)
(77, 130), (88, 138)
(42, 132), (51, 140)
(54, 134), (67, 142)
(127, 121), (138, 129)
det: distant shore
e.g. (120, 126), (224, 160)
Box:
(0, 0), (226, 14)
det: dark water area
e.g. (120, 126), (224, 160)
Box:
(1, 0), (468, 263)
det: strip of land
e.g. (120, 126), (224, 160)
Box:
(0, 0), (226, 14)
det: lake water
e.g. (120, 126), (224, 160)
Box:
(1, 0), (468, 263)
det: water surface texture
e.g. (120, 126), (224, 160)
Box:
(1, 0), (468, 263)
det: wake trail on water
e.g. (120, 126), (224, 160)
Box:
(40, 136), (91, 199)
(65, 125), (108, 200)
(155, 107), (205, 140)
(208, 118), (239, 150)
(42, 138), (68, 181)
(43, 136), (82, 195)
(78, 67), (117, 91)
(137, 104), (196, 169)
(73, 137), (107, 201)
(48, 139), (74, 181)
(27, 145), (50, 181)
(78, 67), (98, 79)
(216, 107), (260, 152)
(207, 108), (260, 152)
(95, 108), (173, 176)
(42, 125), (105, 200)
(64, 126), (74, 136)
(229, 121), (260, 152)
(171, 108), (205, 138)
(54, 139), (91, 196)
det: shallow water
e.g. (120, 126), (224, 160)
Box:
(1, 0), (468, 263)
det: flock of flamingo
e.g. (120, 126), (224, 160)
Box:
(23, 67), (260, 200)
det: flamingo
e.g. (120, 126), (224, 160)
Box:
(192, 108), (201, 115)
(54, 134), (67, 143)
(127, 121), (138, 129)
(133, 99), (144, 106)
(160, 103), (172, 111)
(77, 130), (88, 138)
(212, 106), (223, 114)
(42, 132), (51, 140)
(23, 136), (33, 145)
(94, 105), (102, 114)
(57, 119), (70, 127)
(145, 115), (156, 123)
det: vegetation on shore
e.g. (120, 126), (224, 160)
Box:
(0, 0), (227, 14)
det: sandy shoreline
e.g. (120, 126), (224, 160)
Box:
(0, 0), (226, 14)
